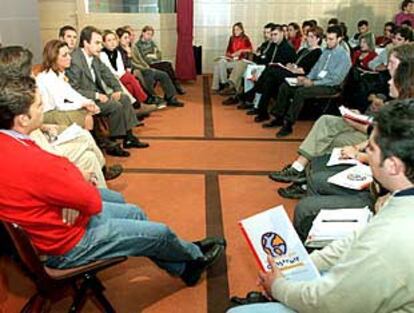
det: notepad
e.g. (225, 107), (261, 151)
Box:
(51, 123), (84, 146)
(305, 207), (372, 248)
(327, 164), (373, 190)
(239, 205), (320, 281)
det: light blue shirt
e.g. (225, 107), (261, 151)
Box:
(307, 45), (351, 87)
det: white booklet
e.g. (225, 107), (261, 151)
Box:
(305, 207), (372, 248)
(339, 106), (373, 125)
(51, 123), (84, 146)
(326, 148), (362, 167)
(285, 77), (298, 86)
(327, 164), (373, 190)
(239, 205), (320, 282)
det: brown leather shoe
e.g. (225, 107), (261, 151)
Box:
(136, 103), (158, 117)
(103, 164), (123, 180)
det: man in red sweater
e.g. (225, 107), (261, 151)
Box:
(0, 76), (225, 286)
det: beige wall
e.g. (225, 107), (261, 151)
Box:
(38, 0), (401, 72)
(38, 0), (177, 62)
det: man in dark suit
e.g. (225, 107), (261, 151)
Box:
(66, 26), (148, 156)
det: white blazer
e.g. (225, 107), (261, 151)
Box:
(36, 70), (92, 113)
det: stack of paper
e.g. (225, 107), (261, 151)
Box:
(285, 77), (298, 86)
(339, 106), (373, 125)
(51, 123), (84, 146)
(327, 164), (373, 190)
(239, 205), (320, 282)
(305, 207), (372, 248)
(326, 148), (362, 167)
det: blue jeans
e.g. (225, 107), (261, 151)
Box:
(46, 190), (203, 275)
(227, 303), (296, 313)
(99, 188), (125, 203)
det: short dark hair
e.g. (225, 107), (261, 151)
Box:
(357, 20), (369, 27)
(79, 26), (102, 48)
(302, 20), (313, 29)
(0, 76), (37, 129)
(327, 25), (343, 38)
(102, 29), (117, 42)
(0, 46), (33, 79)
(264, 22), (276, 29)
(401, 0), (413, 10)
(374, 99), (414, 182)
(402, 20), (413, 27)
(58, 25), (77, 38)
(328, 18), (339, 25)
(395, 26), (413, 41)
(116, 27), (131, 39)
(270, 24), (283, 32)
(385, 21), (396, 31)
(309, 19), (318, 27)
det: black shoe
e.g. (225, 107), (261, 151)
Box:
(222, 96), (239, 106)
(276, 123), (293, 137)
(219, 85), (237, 96)
(262, 117), (283, 128)
(246, 109), (259, 116)
(230, 291), (271, 306)
(167, 97), (185, 107)
(278, 183), (307, 199)
(103, 164), (123, 181)
(237, 102), (254, 110)
(180, 244), (225, 286)
(254, 115), (269, 123)
(269, 165), (306, 183)
(123, 137), (150, 149)
(105, 144), (130, 157)
(193, 237), (227, 253)
(136, 112), (150, 120)
(146, 95), (165, 105)
(175, 82), (186, 95)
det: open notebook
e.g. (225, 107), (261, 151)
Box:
(239, 205), (320, 282)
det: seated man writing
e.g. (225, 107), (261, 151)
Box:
(0, 76), (225, 286)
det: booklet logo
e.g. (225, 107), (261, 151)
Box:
(261, 232), (287, 257)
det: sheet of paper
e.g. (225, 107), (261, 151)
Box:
(327, 148), (362, 167)
(339, 106), (373, 125)
(327, 164), (373, 190)
(51, 123), (84, 146)
(285, 77), (298, 86)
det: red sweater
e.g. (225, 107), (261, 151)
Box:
(352, 50), (378, 70)
(0, 132), (102, 255)
(225, 35), (253, 59)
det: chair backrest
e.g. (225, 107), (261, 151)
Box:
(1, 221), (50, 283)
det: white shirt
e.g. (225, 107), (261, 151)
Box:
(100, 51), (126, 78)
(36, 70), (92, 112)
(82, 48), (96, 82)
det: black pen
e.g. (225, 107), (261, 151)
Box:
(322, 219), (358, 223)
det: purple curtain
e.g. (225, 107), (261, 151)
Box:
(175, 0), (197, 80)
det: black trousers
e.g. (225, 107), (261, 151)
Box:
(255, 66), (298, 118)
(150, 61), (179, 84)
(141, 67), (176, 99)
(293, 155), (374, 241)
(272, 83), (339, 124)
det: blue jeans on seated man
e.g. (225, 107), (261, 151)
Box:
(227, 303), (296, 313)
(46, 189), (203, 276)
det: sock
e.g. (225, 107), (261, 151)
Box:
(291, 161), (305, 172)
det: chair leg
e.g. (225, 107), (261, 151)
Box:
(88, 275), (116, 313)
(68, 275), (89, 313)
(21, 293), (49, 313)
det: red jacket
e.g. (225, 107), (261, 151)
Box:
(352, 50), (378, 70)
(289, 36), (302, 52)
(225, 35), (253, 59)
(0, 132), (102, 255)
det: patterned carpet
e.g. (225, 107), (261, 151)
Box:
(0, 76), (313, 313)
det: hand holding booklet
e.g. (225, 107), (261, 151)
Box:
(239, 205), (320, 282)
(339, 105), (373, 125)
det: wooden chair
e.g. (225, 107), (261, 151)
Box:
(1, 221), (127, 313)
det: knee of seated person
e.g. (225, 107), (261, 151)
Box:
(152, 222), (173, 240)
